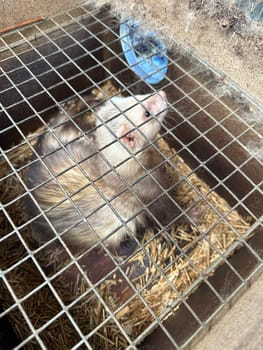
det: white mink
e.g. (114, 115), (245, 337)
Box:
(27, 91), (178, 252)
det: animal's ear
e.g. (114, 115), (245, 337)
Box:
(119, 125), (136, 148)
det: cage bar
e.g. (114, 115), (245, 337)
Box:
(0, 4), (262, 350)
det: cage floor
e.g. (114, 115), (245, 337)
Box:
(0, 4), (263, 350)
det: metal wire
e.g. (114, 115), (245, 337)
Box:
(0, 4), (262, 350)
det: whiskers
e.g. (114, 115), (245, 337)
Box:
(160, 111), (180, 141)
(164, 112), (179, 127)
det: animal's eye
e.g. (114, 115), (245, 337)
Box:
(144, 110), (151, 118)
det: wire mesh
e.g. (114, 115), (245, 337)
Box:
(0, 4), (262, 350)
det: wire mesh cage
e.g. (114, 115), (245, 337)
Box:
(0, 4), (262, 350)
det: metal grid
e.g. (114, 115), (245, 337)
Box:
(0, 4), (262, 350)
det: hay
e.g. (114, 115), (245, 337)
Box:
(0, 83), (251, 349)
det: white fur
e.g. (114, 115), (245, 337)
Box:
(95, 92), (167, 170)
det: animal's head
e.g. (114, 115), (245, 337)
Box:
(95, 91), (167, 165)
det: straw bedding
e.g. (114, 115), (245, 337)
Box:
(0, 83), (251, 349)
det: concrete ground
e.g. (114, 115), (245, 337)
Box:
(1, 2), (263, 350)
(0, 0), (85, 29)
(194, 272), (263, 350)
